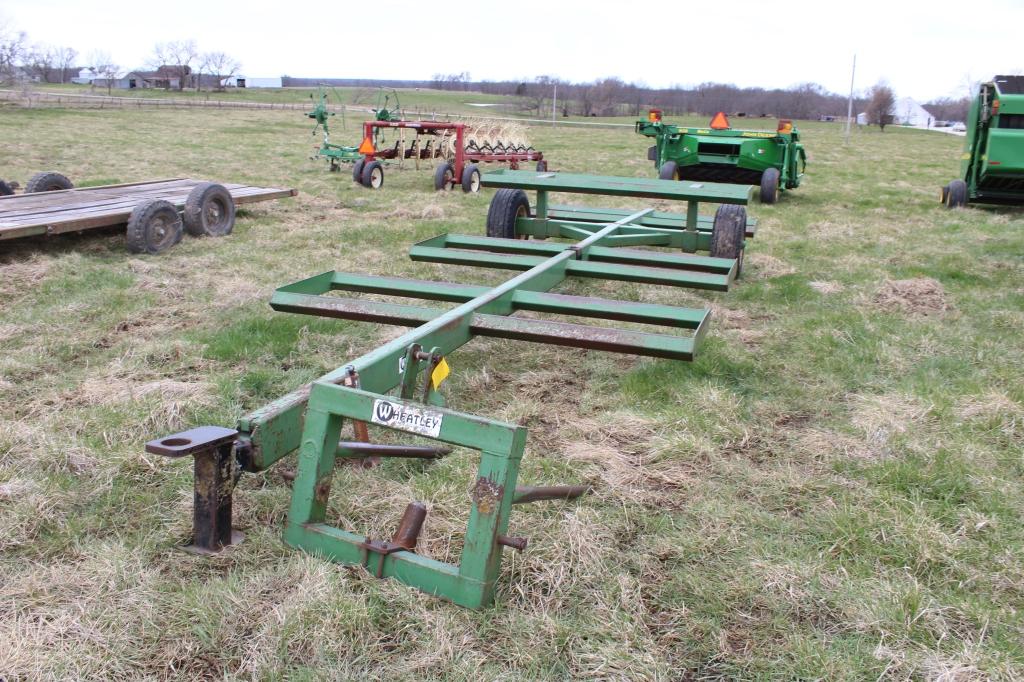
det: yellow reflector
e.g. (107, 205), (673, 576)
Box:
(357, 136), (375, 154)
(777, 119), (793, 133)
(430, 358), (450, 390)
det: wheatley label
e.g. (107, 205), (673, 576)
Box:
(370, 399), (444, 438)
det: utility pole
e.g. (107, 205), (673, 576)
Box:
(845, 54), (856, 144)
(552, 83), (557, 126)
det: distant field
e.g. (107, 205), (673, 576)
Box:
(1, 103), (1023, 680)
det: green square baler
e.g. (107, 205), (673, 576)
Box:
(943, 75), (1024, 208)
(636, 110), (806, 204)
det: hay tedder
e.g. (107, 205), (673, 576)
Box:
(307, 89), (545, 193)
(636, 110), (807, 204)
(942, 75), (1024, 208)
(147, 170), (754, 608)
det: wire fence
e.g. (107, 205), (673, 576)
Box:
(0, 88), (634, 129)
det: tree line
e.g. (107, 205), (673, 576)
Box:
(0, 20), (240, 94)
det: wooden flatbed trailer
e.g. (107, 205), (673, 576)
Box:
(0, 178), (297, 254)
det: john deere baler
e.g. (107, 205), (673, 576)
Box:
(942, 75), (1024, 208)
(636, 110), (806, 204)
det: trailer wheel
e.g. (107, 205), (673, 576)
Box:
(945, 179), (967, 208)
(486, 188), (530, 239)
(461, 164), (481, 193)
(710, 204), (746, 277)
(362, 161), (384, 190)
(126, 199), (183, 255)
(25, 171), (73, 193)
(183, 182), (235, 237)
(0, 179), (12, 196)
(659, 161), (680, 181)
(536, 159), (548, 172)
(759, 168), (780, 204)
(352, 159), (365, 184)
(434, 162), (455, 191)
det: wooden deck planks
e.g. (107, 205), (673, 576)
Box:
(0, 179), (297, 240)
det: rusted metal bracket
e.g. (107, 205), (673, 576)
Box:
(145, 425), (243, 555)
(357, 502), (428, 577)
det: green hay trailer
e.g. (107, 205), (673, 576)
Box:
(942, 75), (1024, 208)
(636, 110), (806, 204)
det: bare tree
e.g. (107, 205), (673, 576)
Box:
(0, 18), (27, 84)
(90, 50), (119, 95)
(25, 44), (57, 83)
(151, 39), (198, 90)
(202, 51), (240, 91)
(55, 46), (77, 84)
(866, 82), (895, 131)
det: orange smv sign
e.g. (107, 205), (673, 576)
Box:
(357, 136), (375, 154)
(709, 111), (731, 130)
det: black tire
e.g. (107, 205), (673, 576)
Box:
(659, 161), (680, 181)
(125, 199), (183, 254)
(647, 145), (658, 163)
(940, 184), (950, 205)
(486, 188), (530, 239)
(946, 179), (967, 208)
(710, 204), (747, 277)
(759, 167), (780, 204)
(0, 179), (13, 196)
(461, 164), (481, 193)
(183, 182), (235, 237)
(536, 159), (548, 172)
(433, 162), (455, 191)
(25, 171), (73, 193)
(352, 158), (366, 184)
(362, 160), (384, 190)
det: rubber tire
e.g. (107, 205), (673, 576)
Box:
(126, 199), (183, 255)
(710, 204), (747, 277)
(659, 161), (680, 181)
(25, 171), (73, 193)
(941, 184), (950, 205)
(461, 164), (481, 193)
(352, 158), (366, 184)
(486, 189), (530, 239)
(434, 162), (455, 191)
(0, 179), (12, 196)
(536, 159), (548, 172)
(759, 168), (780, 204)
(946, 179), (967, 208)
(362, 161), (384, 190)
(183, 182), (235, 237)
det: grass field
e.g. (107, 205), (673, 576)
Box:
(1, 94), (1023, 680)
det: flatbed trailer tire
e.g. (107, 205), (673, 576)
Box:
(183, 182), (236, 237)
(126, 199), (184, 254)
(26, 171), (73, 193)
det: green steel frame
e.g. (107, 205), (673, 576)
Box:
(148, 176), (748, 608)
(481, 169), (756, 248)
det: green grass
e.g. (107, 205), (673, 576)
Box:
(1, 99), (1023, 680)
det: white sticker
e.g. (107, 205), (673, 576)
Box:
(371, 399), (444, 438)
(398, 356), (406, 374)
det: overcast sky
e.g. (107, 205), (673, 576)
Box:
(3, 0), (1021, 101)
